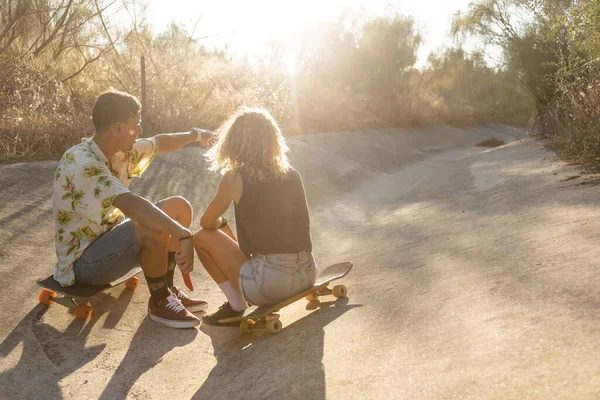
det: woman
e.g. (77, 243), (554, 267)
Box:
(187, 107), (318, 325)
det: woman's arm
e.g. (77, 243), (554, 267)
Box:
(200, 171), (242, 230)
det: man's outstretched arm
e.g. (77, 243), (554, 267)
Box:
(154, 128), (214, 154)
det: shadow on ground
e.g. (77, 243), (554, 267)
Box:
(0, 288), (135, 399)
(194, 298), (361, 400)
(99, 319), (198, 399)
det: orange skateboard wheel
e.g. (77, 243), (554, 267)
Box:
(125, 276), (140, 290)
(74, 304), (92, 320)
(38, 289), (55, 305)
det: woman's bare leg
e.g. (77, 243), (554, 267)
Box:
(193, 229), (246, 289)
(193, 229), (248, 316)
(196, 247), (228, 284)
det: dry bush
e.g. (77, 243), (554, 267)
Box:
(543, 74), (600, 171)
(0, 10), (534, 163)
(0, 55), (93, 160)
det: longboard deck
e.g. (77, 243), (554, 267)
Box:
(37, 267), (142, 299)
(220, 261), (353, 325)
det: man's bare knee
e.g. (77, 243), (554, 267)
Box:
(135, 223), (170, 248)
(160, 196), (192, 227)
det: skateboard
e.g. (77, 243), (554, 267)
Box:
(36, 267), (142, 320)
(219, 261), (353, 334)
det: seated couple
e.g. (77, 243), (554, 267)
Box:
(51, 90), (318, 328)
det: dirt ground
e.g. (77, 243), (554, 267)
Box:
(1, 125), (599, 399)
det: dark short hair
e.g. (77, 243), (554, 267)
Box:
(92, 90), (141, 132)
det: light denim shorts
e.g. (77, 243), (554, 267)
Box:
(238, 251), (318, 306)
(73, 199), (165, 285)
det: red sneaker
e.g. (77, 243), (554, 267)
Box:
(172, 286), (208, 313)
(148, 294), (200, 328)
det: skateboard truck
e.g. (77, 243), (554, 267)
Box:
(305, 285), (348, 310)
(218, 261), (353, 335)
(240, 314), (283, 334)
(37, 276), (140, 320)
(238, 283), (348, 334)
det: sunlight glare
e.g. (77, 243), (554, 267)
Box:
(282, 43), (301, 75)
(144, 0), (477, 67)
(284, 54), (297, 75)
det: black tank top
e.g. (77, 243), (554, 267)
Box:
(234, 167), (312, 256)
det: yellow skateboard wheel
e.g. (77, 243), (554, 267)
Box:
(266, 319), (282, 334)
(333, 285), (347, 298)
(240, 319), (255, 333)
(305, 293), (318, 301)
(306, 300), (320, 310)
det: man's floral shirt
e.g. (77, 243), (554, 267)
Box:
(52, 138), (158, 286)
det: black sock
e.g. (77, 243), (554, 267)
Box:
(166, 252), (176, 290)
(145, 273), (170, 305)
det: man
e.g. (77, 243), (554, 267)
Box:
(52, 89), (212, 329)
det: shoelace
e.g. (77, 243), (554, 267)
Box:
(165, 295), (186, 313)
(175, 288), (207, 304)
(175, 289), (189, 300)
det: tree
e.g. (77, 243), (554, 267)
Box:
(451, 0), (581, 110)
(0, 0), (134, 82)
(357, 14), (422, 101)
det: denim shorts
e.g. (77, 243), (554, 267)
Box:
(73, 199), (164, 285)
(238, 251), (318, 306)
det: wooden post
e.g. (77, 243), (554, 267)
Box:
(141, 56), (147, 135)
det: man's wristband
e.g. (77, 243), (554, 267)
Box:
(218, 217), (228, 229)
(179, 234), (194, 241)
(191, 127), (202, 142)
(191, 127), (210, 143)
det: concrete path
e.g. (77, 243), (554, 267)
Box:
(1, 125), (598, 399)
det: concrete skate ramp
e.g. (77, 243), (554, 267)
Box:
(4, 125), (600, 399)
(134, 124), (525, 208)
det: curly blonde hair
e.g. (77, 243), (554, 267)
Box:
(207, 107), (290, 182)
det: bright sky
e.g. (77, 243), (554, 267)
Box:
(140, 0), (475, 67)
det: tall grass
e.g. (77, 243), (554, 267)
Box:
(0, 8), (533, 162)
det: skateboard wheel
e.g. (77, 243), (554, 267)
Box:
(266, 319), (282, 334)
(74, 304), (92, 320)
(240, 319), (255, 333)
(38, 289), (55, 306)
(306, 300), (320, 310)
(125, 277), (140, 290)
(305, 293), (318, 301)
(333, 285), (347, 298)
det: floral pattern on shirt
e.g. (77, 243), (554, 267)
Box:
(52, 137), (158, 286)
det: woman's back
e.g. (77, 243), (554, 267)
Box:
(234, 167), (312, 256)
